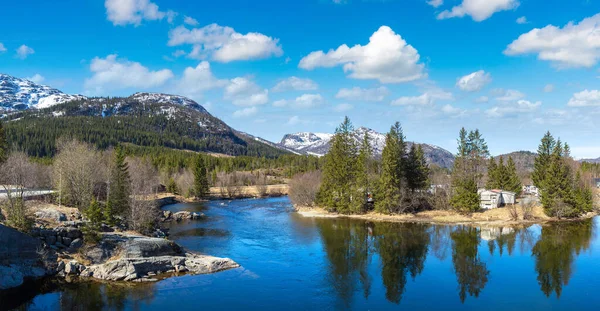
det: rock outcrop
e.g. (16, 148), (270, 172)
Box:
(34, 209), (67, 222)
(161, 210), (205, 222)
(0, 224), (57, 290)
(30, 226), (84, 251)
(79, 234), (238, 282)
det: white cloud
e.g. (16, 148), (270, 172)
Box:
(183, 16), (199, 26)
(0, 43), (6, 53)
(505, 13), (600, 68)
(272, 77), (318, 92)
(104, 0), (174, 26)
(486, 99), (541, 117)
(26, 74), (45, 84)
(427, 0), (444, 8)
(516, 16), (528, 24)
(334, 103), (353, 112)
(224, 77), (269, 106)
(456, 70), (492, 92)
(274, 94), (324, 109)
(168, 24), (283, 63)
(437, 0), (520, 22)
(233, 106), (258, 118)
(441, 104), (466, 116)
(172, 50), (186, 58)
(335, 86), (389, 101)
(299, 26), (426, 83)
(543, 84), (555, 93)
(391, 88), (453, 107)
(15, 45), (34, 59)
(84, 54), (174, 93)
(287, 116), (301, 125)
(293, 94), (324, 109)
(568, 90), (600, 107)
(493, 89), (525, 101)
(174, 61), (228, 98)
(475, 96), (489, 103)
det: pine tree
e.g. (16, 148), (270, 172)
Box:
(375, 122), (406, 214)
(406, 144), (430, 192)
(193, 154), (210, 199)
(106, 145), (131, 224)
(0, 119), (6, 166)
(317, 116), (358, 213)
(352, 132), (373, 213)
(486, 157), (498, 189)
(540, 141), (574, 218)
(505, 157), (522, 194)
(451, 128), (488, 212)
(532, 131), (555, 189)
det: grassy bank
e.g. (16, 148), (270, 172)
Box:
(295, 204), (598, 226)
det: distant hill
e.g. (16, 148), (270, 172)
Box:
(279, 127), (455, 169)
(580, 157), (600, 164)
(496, 151), (537, 172)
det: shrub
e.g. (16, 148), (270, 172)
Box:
(289, 171), (322, 207)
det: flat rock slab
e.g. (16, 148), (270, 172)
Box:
(81, 253), (239, 282)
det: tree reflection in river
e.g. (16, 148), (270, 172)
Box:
(316, 219), (430, 305)
(450, 226), (489, 303)
(532, 219), (594, 298)
(373, 222), (430, 304)
(315, 218), (374, 307)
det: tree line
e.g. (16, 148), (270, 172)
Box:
(315, 117), (430, 214)
(291, 117), (595, 218)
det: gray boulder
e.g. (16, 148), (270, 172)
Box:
(0, 224), (57, 290)
(34, 209), (67, 222)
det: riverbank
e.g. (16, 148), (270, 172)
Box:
(151, 184), (290, 207)
(295, 204), (598, 226)
(0, 199), (239, 291)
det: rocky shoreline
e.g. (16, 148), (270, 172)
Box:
(0, 199), (238, 291)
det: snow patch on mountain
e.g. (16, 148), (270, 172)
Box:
(0, 73), (84, 111)
(279, 127), (455, 168)
(130, 92), (208, 114)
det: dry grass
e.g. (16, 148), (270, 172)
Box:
(295, 203), (563, 226)
(209, 184), (289, 198)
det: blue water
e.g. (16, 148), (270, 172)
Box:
(9, 197), (600, 310)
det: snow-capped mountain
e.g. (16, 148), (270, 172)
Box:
(279, 127), (455, 168)
(0, 73), (84, 111)
(130, 92), (208, 114)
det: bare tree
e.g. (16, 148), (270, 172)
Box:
(0, 152), (36, 230)
(521, 198), (535, 220)
(53, 140), (104, 210)
(127, 158), (160, 234)
(288, 171), (322, 207)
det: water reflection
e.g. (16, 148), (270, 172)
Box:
(315, 219), (430, 305)
(532, 219), (594, 298)
(450, 226), (489, 303)
(5, 197), (600, 310)
(4, 280), (156, 311)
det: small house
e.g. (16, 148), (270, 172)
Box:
(594, 178), (600, 188)
(522, 185), (539, 196)
(480, 189), (517, 209)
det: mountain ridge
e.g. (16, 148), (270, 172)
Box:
(279, 127), (455, 168)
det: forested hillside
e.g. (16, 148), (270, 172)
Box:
(3, 95), (288, 159)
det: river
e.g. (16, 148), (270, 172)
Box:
(6, 197), (600, 310)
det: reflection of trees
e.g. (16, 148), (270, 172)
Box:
(532, 219), (594, 298)
(451, 226), (489, 303)
(316, 218), (373, 307)
(373, 222), (430, 304)
(57, 281), (156, 311)
(316, 219), (431, 306)
(430, 225), (452, 261)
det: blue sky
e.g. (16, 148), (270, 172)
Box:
(1, 0), (600, 158)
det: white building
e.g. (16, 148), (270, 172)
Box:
(480, 189), (517, 209)
(522, 185), (539, 196)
